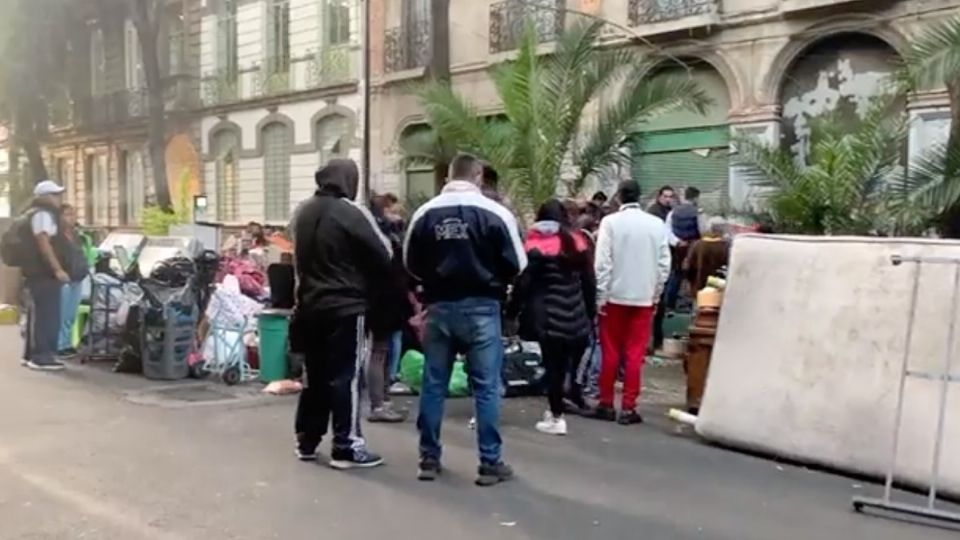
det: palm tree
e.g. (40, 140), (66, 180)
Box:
(899, 15), (960, 236)
(734, 96), (935, 235)
(401, 19), (710, 212)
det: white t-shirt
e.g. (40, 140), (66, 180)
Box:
(31, 210), (58, 237)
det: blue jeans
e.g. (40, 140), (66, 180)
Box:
(387, 330), (403, 380)
(59, 280), (84, 351)
(418, 298), (503, 465)
(582, 330), (601, 398)
(24, 278), (63, 364)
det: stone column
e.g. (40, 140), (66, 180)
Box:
(728, 106), (781, 212)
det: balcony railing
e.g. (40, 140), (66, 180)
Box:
(201, 69), (241, 107)
(257, 56), (292, 96)
(307, 44), (357, 86)
(489, 0), (565, 54)
(384, 20), (431, 74)
(71, 89), (150, 128)
(628, 0), (716, 26)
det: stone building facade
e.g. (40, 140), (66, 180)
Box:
(38, 0), (960, 227)
(43, 0), (365, 229)
(369, 0), (960, 211)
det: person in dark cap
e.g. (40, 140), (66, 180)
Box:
(291, 158), (393, 470)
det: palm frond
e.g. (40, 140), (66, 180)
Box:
(574, 71), (712, 191)
(899, 16), (960, 91)
(733, 136), (804, 191)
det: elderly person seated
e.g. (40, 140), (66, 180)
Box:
(683, 217), (730, 294)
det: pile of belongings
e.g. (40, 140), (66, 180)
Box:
(216, 256), (267, 300)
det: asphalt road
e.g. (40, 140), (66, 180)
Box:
(0, 327), (956, 540)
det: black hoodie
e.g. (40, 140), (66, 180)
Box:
(292, 159), (393, 319)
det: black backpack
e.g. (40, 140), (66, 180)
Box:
(0, 212), (35, 268)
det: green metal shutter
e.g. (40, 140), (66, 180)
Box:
(632, 126), (730, 210)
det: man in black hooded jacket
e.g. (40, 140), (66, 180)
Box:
(292, 159), (393, 470)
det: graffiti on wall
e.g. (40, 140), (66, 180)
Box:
(780, 34), (899, 161)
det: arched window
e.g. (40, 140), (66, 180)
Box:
(316, 114), (349, 166)
(398, 124), (437, 201)
(262, 122), (292, 221)
(213, 130), (240, 222)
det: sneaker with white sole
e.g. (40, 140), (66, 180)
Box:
(535, 411), (567, 436)
(26, 359), (65, 372)
(295, 447), (319, 462)
(329, 447), (384, 470)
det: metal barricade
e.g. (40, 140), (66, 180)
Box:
(852, 254), (960, 526)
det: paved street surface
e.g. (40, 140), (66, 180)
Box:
(1, 326), (957, 540)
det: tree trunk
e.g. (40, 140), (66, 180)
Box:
(429, 0), (451, 190)
(7, 146), (30, 214)
(13, 91), (49, 184)
(131, 0), (172, 211)
(20, 137), (48, 184)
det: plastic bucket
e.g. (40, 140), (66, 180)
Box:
(258, 309), (291, 383)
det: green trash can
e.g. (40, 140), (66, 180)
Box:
(258, 309), (292, 383)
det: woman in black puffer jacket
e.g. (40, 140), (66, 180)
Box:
(508, 199), (597, 436)
(365, 195), (413, 423)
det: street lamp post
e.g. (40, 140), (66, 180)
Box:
(360, 0), (372, 202)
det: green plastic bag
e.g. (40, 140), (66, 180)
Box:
(399, 350), (470, 397)
(448, 362), (469, 397)
(399, 350), (425, 393)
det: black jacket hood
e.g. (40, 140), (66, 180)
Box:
(315, 159), (359, 200)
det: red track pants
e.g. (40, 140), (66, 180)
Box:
(598, 303), (654, 412)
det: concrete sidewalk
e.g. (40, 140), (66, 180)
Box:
(1, 327), (956, 540)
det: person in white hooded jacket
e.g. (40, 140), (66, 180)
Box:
(593, 180), (671, 425)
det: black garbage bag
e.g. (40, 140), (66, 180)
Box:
(150, 257), (196, 288)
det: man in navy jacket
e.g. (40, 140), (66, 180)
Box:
(404, 153), (526, 486)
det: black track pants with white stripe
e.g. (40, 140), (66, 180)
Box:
(295, 312), (367, 452)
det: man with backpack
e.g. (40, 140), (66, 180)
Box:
(1, 181), (70, 371)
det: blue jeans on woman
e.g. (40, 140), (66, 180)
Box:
(418, 298), (504, 466)
(58, 280), (84, 352)
(387, 330), (403, 380)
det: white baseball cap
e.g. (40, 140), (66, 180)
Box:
(33, 180), (66, 197)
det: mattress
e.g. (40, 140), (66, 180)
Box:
(697, 235), (960, 495)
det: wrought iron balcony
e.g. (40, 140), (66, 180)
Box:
(71, 89), (150, 128)
(308, 45), (358, 86)
(201, 69), (241, 107)
(489, 0), (566, 54)
(628, 0), (716, 26)
(257, 56), (292, 96)
(383, 21), (431, 74)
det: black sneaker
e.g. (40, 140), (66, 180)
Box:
(26, 359), (65, 372)
(417, 458), (442, 481)
(591, 405), (616, 422)
(329, 447), (384, 470)
(295, 446), (319, 462)
(618, 410), (644, 426)
(476, 462), (514, 487)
